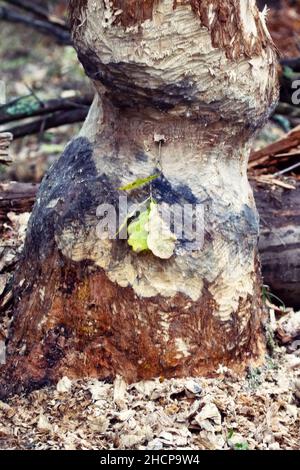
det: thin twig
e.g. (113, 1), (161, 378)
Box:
(274, 161), (300, 176)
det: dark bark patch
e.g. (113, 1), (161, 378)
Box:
(152, 175), (199, 206)
(77, 50), (215, 113)
(25, 137), (96, 258)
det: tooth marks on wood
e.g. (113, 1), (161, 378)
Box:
(186, 0), (274, 59)
(70, 0), (275, 59)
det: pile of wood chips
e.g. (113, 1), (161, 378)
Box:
(0, 357), (299, 450)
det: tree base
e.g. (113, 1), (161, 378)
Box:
(0, 136), (265, 400)
(0, 251), (265, 400)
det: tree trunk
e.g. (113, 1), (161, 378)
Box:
(0, 0), (279, 399)
(1, 180), (299, 306)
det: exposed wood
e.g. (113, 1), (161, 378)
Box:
(0, 180), (298, 307)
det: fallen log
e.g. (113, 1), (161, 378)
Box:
(0, 181), (38, 229)
(254, 180), (300, 310)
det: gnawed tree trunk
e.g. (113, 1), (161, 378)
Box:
(0, 0), (279, 399)
(1, 181), (299, 307)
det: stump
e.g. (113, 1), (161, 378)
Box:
(0, 0), (279, 399)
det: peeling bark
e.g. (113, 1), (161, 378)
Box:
(0, 0), (279, 399)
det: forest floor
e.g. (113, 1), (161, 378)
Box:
(0, 359), (299, 450)
(0, 11), (299, 452)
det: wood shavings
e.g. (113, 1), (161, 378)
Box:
(56, 376), (73, 394)
(0, 346), (298, 451)
(277, 310), (300, 344)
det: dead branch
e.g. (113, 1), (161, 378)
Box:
(0, 5), (71, 45)
(3, 0), (68, 29)
(249, 125), (300, 174)
(4, 108), (89, 138)
(0, 181), (38, 226)
(0, 94), (93, 126)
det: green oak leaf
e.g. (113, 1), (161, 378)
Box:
(127, 208), (150, 253)
(127, 201), (177, 259)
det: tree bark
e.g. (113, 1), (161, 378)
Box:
(0, 0), (279, 399)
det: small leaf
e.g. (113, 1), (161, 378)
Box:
(234, 442), (249, 451)
(283, 66), (295, 79)
(119, 174), (159, 192)
(127, 208), (150, 253)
